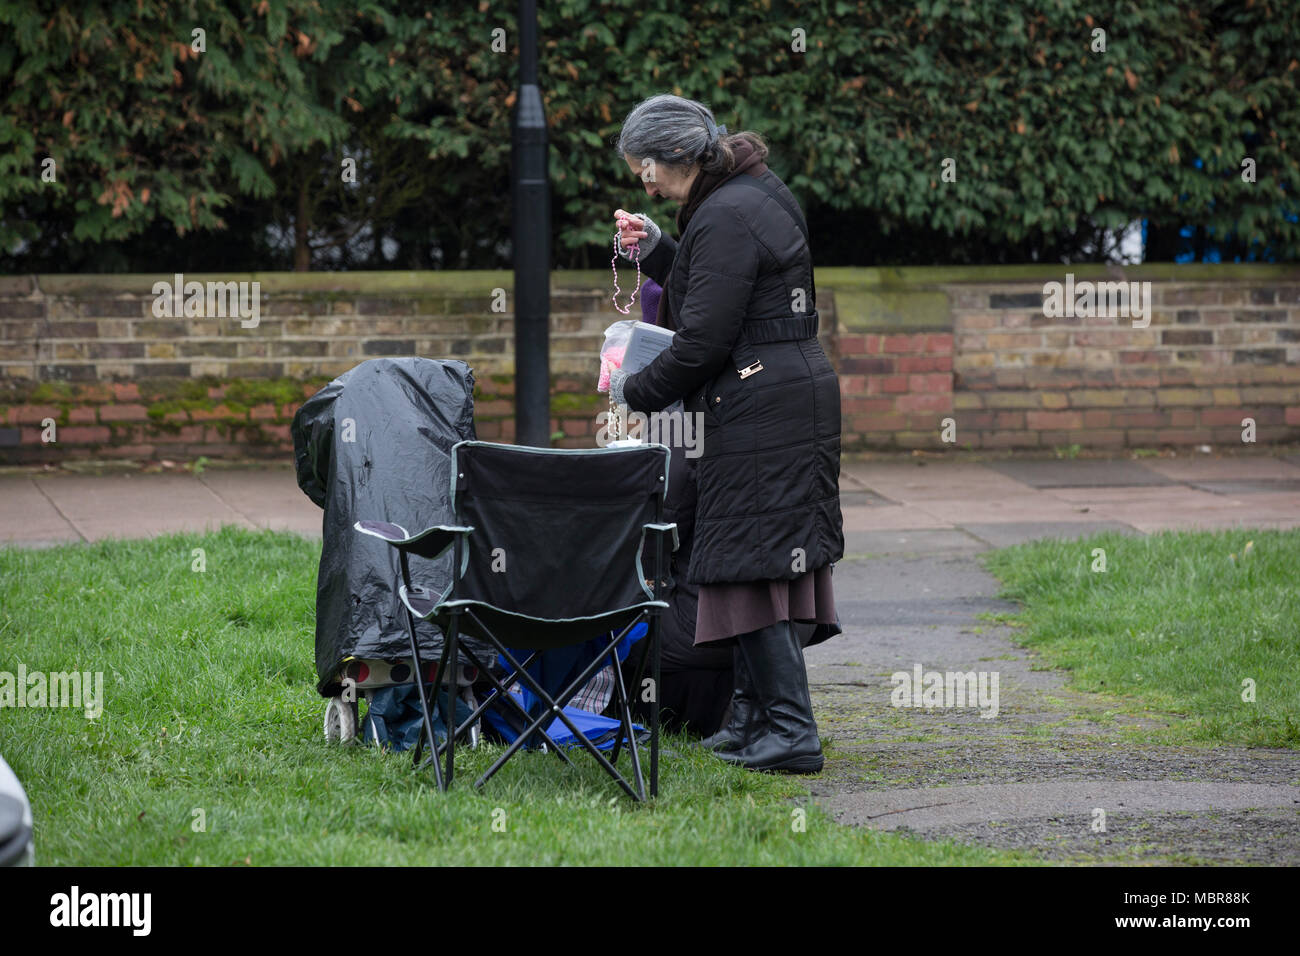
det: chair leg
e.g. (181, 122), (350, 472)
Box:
(444, 612), (461, 788)
(650, 610), (661, 798)
(465, 612), (642, 799)
(405, 606), (445, 792)
(609, 633), (646, 800)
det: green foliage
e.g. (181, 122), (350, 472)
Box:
(1, 1), (1297, 269)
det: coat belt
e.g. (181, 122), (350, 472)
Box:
(733, 313), (819, 378)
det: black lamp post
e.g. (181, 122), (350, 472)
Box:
(511, 0), (550, 447)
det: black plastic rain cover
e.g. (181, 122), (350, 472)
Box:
(292, 357), (479, 696)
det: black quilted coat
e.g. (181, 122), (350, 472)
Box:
(622, 160), (844, 586)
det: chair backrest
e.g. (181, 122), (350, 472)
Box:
(448, 442), (669, 626)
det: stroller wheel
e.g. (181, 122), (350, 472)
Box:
(324, 696), (358, 744)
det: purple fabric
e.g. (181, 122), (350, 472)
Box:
(640, 278), (663, 326)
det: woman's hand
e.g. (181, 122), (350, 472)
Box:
(615, 209), (648, 251)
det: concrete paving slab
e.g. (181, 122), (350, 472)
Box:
(1044, 485), (1228, 503)
(842, 529), (986, 556)
(31, 473), (252, 540)
(1189, 479), (1300, 495)
(985, 459), (1175, 488)
(840, 504), (953, 532)
(905, 495), (1100, 524)
(838, 489), (899, 507)
(1142, 456), (1300, 482)
(0, 477), (80, 544)
(844, 461), (1033, 501)
(819, 781), (1300, 831)
(961, 520), (1140, 548)
(198, 468), (322, 537)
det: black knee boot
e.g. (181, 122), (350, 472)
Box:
(695, 643), (763, 751)
(715, 619), (823, 774)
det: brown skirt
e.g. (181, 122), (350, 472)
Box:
(694, 564), (837, 645)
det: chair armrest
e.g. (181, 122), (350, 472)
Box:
(644, 521), (679, 552)
(353, 520), (473, 560)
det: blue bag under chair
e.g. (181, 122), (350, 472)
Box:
(482, 622), (648, 752)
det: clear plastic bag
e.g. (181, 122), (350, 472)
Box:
(597, 318), (638, 393)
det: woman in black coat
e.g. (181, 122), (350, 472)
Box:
(609, 94), (844, 774)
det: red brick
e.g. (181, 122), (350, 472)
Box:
(111, 383), (140, 401)
(561, 417), (590, 437)
(74, 384), (113, 402)
(478, 399), (513, 416)
(1118, 350), (1163, 364)
(994, 411), (1024, 429)
(279, 402), (301, 419)
(154, 425), (205, 444)
(896, 355), (937, 373)
(303, 383), (322, 398)
(1286, 407), (1300, 426)
(925, 333), (954, 353)
(260, 424), (291, 442)
(68, 407), (97, 424)
(13, 404), (60, 424)
(852, 412), (907, 431)
(844, 397), (895, 413)
(58, 426), (111, 444)
(837, 374), (867, 396)
(1201, 408), (1252, 427)
(883, 334), (924, 354)
(1113, 411), (1170, 428)
(1026, 411), (1084, 430)
(864, 334), (883, 355)
(880, 375), (909, 394)
(1153, 429), (1206, 444)
(1082, 409), (1112, 428)
(896, 393), (952, 413)
(100, 403), (148, 422)
(837, 334), (868, 354)
(250, 403), (276, 421)
(101, 444), (154, 458)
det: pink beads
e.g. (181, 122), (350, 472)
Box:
(611, 218), (641, 314)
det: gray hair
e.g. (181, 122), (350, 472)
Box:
(615, 93), (766, 177)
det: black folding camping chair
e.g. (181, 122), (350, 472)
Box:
(355, 440), (676, 800)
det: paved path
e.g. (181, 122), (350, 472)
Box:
(808, 451), (1300, 864)
(3, 451), (1299, 862)
(4, 452), (1298, 548)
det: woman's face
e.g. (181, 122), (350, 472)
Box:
(624, 153), (699, 203)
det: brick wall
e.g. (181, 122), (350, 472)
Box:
(830, 265), (1300, 451)
(1, 267), (1297, 465)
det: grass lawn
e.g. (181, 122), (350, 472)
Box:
(980, 528), (1300, 749)
(0, 527), (1021, 866)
